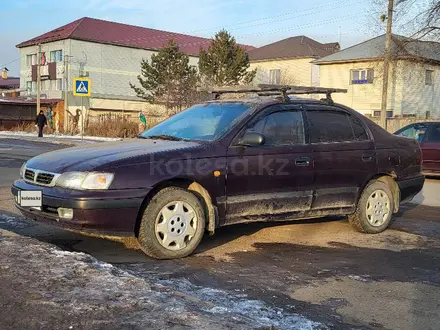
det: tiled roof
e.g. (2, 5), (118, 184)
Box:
(16, 17), (255, 56)
(314, 34), (440, 64)
(248, 36), (339, 61)
(0, 77), (20, 89)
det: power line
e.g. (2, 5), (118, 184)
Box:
(0, 55), (26, 68)
(188, 0), (363, 34)
(111, 13), (363, 47)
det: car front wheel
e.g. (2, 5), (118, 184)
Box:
(137, 187), (206, 259)
(349, 180), (394, 234)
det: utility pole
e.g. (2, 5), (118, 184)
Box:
(63, 55), (72, 132)
(36, 44), (41, 115)
(380, 0), (394, 130)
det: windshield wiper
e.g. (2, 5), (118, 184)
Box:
(142, 134), (184, 141)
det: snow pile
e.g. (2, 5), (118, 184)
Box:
(156, 278), (324, 330)
(0, 213), (29, 229)
(0, 131), (121, 142)
(0, 233), (326, 329)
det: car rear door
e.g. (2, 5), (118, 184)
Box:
(225, 104), (314, 224)
(421, 123), (440, 174)
(304, 105), (376, 212)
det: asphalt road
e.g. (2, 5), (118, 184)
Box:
(1, 138), (440, 329)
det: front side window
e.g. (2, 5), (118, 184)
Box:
(307, 110), (365, 143)
(140, 103), (249, 142)
(246, 111), (305, 146)
(396, 123), (429, 142)
(426, 124), (440, 143)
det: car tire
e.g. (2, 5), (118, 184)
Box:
(137, 187), (206, 259)
(349, 180), (394, 234)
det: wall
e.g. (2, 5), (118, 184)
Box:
(249, 58), (316, 86)
(401, 62), (440, 118)
(19, 41), (68, 99)
(68, 40), (199, 99)
(318, 60), (405, 117)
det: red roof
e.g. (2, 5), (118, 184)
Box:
(17, 17), (255, 56)
(0, 77), (20, 89)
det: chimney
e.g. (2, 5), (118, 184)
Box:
(1, 67), (8, 80)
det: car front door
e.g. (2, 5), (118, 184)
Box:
(225, 105), (314, 224)
(421, 123), (440, 174)
(305, 106), (376, 213)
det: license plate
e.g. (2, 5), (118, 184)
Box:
(17, 190), (42, 207)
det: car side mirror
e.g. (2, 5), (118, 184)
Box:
(239, 132), (265, 147)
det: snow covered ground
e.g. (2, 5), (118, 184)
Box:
(0, 131), (121, 143)
(0, 218), (324, 330)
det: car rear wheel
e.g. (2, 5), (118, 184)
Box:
(137, 187), (206, 259)
(349, 180), (394, 234)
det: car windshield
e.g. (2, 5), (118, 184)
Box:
(396, 123), (429, 143)
(140, 103), (250, 141)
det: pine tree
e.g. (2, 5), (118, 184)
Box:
(130, 40), (198, 111)
(199, 30), (256, 87)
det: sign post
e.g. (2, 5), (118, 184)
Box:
(73, 77), (91, 140)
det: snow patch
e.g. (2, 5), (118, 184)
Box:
(0, 131), (121, 142)
(348, 275), (371, 282)
(156, 278), (326, 330)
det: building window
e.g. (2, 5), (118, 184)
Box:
(351, 69), (374, 84)
(26, 81), (32, 92)
(31, 81), (37, 92)
(373, 110), (393, 118)
(42, 80), (50, 91)
(27, 54), (37, 66)
(26, 55), (35, 66)
(269, 69), (281, 85)
(50, 50), (63, 63)
(57, 78), (63, 90)
(425, 70), (434, 85)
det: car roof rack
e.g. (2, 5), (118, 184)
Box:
(199, 84), (347, 105)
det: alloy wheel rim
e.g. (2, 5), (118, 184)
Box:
(366, 189), (391, 227)
(155, 201), (197, 251)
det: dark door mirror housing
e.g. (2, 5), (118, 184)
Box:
(239, 132), (265, 147)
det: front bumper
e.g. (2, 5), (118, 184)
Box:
(11, 180), (148, 235)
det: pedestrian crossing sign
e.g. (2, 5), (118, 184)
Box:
(73, 77), (91, 97)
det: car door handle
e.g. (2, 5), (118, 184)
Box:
(362, 152), (375, 162)
(295, 157), (311, 166)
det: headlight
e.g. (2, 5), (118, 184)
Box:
(20, 162), (26, 178)
(56, 172), (114, 190)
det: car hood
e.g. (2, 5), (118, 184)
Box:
(26, 139), (204, 173)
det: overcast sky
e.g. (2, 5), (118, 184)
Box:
(0, 0), (421, 75)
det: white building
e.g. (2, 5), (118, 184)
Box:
(17, 17), (254, 128)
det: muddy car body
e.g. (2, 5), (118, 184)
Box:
(12, 91), (424, 259)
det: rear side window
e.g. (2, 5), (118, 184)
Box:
(247, 111), (305, 145)
(426, 124), (440, 142)
(349, 115), (369, 141)
(307, 110), (367, 143)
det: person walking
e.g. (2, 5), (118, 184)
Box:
(35, 110), (47, 137)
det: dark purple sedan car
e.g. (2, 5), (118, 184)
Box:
(12, 91), (424, 259)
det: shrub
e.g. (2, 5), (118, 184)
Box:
(85, 116), (139, 138)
